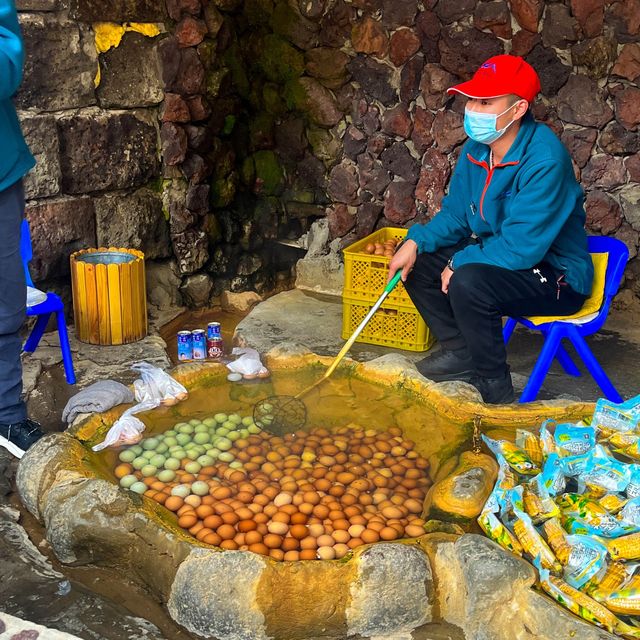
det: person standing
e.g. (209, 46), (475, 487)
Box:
(0, 0), (45, 455)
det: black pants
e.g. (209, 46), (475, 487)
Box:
(404, 240), (588, 378)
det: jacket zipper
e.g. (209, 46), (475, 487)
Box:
(466, 153), (519, 221)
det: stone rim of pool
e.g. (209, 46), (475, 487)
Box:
(16, 344), (611, 640)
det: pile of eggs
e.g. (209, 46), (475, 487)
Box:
(362, 237), (401, 258)
(113, 412), (430, 562)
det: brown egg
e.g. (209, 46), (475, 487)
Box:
(314, 478), (332, 493)
(332, 518), (350, 531)
(379, 526), (398, 541)
(332, 529), (350, 544)
(381, 506), (403, 519)
(238, 519), (257, 533)
(248, 543), (269, 556)
(290, 524), (309, 540)
(236, 507), (254, 520)
(264, 533), (284, 549)
(300, 536), (318, 550)
(317, 534), (334, 548)
(184, 495), (202, 508)
(217, 524), (237, 540)
(405, 524), (425, 537)
(244, 530), (262, 546)
(221, 511), (239, 525)
(178, 513), (198, 529)
(272, 511), (290, 524)
(361, 529), (380, 544)
(290, 512), (308, 525)
(404, 498), (423, 514)
(115, 463), (134, 479)
(204, 532), (222, 546)
(282, 536), (300, 551)
(299, 549), (318, 560)
(333, 543), (350, 559)
(313, 504), (330, 519)
(348, 524), (366, 538)
(165, 496), (184, 512)
(303, 491), (321, 505)
(269, 548), (285, 561)
(283, 550), (300, 562)
(196, 505), (214, 519)
(317, 545), (336, 560)
(234, 532), (246, 546)
(347, 537), (363, 549)
(267, 521), (289, 536)
(213, 486), (232, 500)
(220, 539), (239, 550)
(365, 243), (375, 254)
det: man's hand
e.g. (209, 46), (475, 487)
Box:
(441, 265), (453, 294)
(387, 239), (418, 283)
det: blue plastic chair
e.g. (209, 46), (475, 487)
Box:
(503, 236), (628, 404)
(20, 219), (76, 384)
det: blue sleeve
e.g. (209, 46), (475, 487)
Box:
(452, 160), (580, 271)
(406, 156), (471, 253)
(0, 0), (25, 101)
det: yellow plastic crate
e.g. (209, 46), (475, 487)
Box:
(343, 227), (413, 307)
(341, 295), (436, 352)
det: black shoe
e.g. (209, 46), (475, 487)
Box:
(0, 419), (45, 458)
(471, 371), (515, 404)
(415, 348), (475, 382)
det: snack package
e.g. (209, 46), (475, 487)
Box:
(607, 532), (640, 561)
(558, 493), (640, 538)
(508, 487), (562, 573)
(599, 493), (629, 514)
(620, 497), (640, 526)
(522, 480), (560, 525)
(627, 465), (640, 499)
(482, 435), (540, 476)
(578, 445), (632, 496)
(536, 562), (640, 638)
(592, 394), (640, 436)
(562, 534), (608, 589)
(516, 429), (544, 467)
(131, 362), (188, 406)
(532, 453), (566, 497)
(585, 560), (630, 600)
(554, 422), (596, 457)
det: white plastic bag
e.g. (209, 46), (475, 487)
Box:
(226, 348), (269, 378)
(92, 401), (156, 451)
(131, 362), (188, 406)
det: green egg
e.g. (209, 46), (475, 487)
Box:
(189, 419), (201, 426)
(142, 450), (155, 461)
(206, 448), (220, 459)
(191, 480), (209, 496)
(218, 451), (234, 463)
(215, 427), (229, 437)
(155, 443), (169, 454)
(259, 403), (273, 414)
(173, 450), (186, 461)
(193, 432), (210, 445)
(214, 413), (228, 423)
(228, 414), (242, 425)
(164, 429), (176, 437)
(142, 437), (158, 450)
(227, 431), (240, 442)
(194, 424), (209, 433)
(176, 433), (191, 446)
(132, 456), (147, 470)
(158, 469), (176, 482)
(222, 420), (236, 431)
(150, 454), (166, 467)
(118, 449), (136, 463)
(119, 474), (138, 488)
(164, 436), (178, 447)
(141, 465), (157, 477)
(171, 484), (191, 498)
(197, 455), (214, 467)
(241, 416), (254, 427)
(186, 449), (200, 461)
(247, 424), (261, 434)
(184, 461), (201, 474)
(216, 438), (232, 451)
(203, 418), (217, 427)
(229, 461), (243, 469)
(240, 429), (250, 439)
(129, 444), (143, 456)
(164, 457), (181, 470)
(130, 481), (147, 494)
(178, 425), (194, 435)
(173, 423), (188, 430)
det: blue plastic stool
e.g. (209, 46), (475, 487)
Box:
(20, 219), (76, 384)
(503, 236), (628, 404)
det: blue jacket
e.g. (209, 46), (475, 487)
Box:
(0, 0), (35, 192)
(407, 112), (594, 295)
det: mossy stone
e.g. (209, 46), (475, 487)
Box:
(222, 44), (250, 99)
(241, 156), (256, 187)
(202, 214), (223, 244)
(263, 82), (287, 115)
(253, 150), (284, 195)
(205, 68), (230, 102)
(210, 174), (238, 208)
(258, 34), (304, 83)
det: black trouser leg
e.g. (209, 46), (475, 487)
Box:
(448, 262), (587, 378)
(403, 240), (472, 352)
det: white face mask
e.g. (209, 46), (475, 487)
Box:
(464, 102), (518, 145)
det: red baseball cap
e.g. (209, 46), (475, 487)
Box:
(447, 55), (541, 103)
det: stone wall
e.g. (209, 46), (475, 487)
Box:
(16, 0), (171, 308)
(16, 0), (640, 310)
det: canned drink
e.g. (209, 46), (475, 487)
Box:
(207, 337), (224, 359)
(207, 322), (221, 340)
(177, 331), (193, 361)
(192, 329), (207, 360)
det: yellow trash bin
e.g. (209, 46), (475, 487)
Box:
(70, 248), (147, 345)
